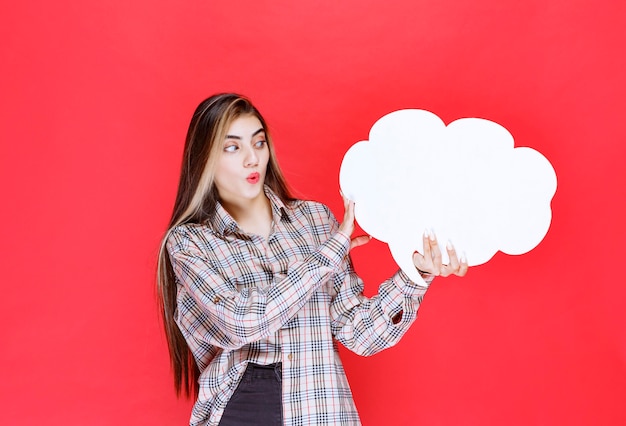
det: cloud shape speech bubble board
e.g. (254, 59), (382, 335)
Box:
(339, 109), (557, 285)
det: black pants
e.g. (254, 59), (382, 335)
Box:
(219, 363), (283, 426)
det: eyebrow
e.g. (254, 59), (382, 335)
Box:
(225, 128), (265, 140)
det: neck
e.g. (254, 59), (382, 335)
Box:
(221, 193), (273, 239)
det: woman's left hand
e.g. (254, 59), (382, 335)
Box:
(412, 230), (468, 277)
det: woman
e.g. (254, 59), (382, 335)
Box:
(157, 93), (467, 426)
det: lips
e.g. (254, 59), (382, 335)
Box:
(246, 172), (260, 184)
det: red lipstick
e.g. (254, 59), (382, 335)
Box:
(246, 172), (260, 184)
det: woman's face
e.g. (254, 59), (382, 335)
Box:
(213, 114), (270, 207)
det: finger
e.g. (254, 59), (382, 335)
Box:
(428, 230), (442, 275)
(338, 200), (356, 236)
(415, 231), (434, 273)
(421, 230), (432, 261)
(413, 251), (436, 275)
(344, 200), (355, 222)
(340, 190), (348, 209)
(442, 251), (469, 277)
(455, 252), (469, 277)
(440, 240), (460, 277)
(350, 235), (371, 250)
(412, 251), (426, 271)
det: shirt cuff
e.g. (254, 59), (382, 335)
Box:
(396, 268), (432, 297)
(313, 231), (351, 270)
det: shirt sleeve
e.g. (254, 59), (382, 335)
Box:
(167, 225), (351, 351)
(326, 213), (433, 357)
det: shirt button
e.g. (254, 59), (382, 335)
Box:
(213, 296), (221, 304)
(287, 354), (293, 361)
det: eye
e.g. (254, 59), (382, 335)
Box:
(224, 144), (239, 153)
(254, 140), (267, 149)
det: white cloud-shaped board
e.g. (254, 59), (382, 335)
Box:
(339, 109), (557, 285)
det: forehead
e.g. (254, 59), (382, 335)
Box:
(226, 114), (264, 137)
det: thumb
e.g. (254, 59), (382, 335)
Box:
(350, 235), (371, 251)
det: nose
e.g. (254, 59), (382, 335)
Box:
(244, 146), (259, 167)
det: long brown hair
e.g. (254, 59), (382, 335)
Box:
(157, 93), (293, 397)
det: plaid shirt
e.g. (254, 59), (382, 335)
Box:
(166, 187), (430, 426)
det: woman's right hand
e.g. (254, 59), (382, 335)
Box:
(412, 230), (468, 277)
(339, 194), (371, 251)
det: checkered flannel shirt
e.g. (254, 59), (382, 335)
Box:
(166, 187), (430, 426)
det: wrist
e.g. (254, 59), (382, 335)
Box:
(416, 267), (436, 284)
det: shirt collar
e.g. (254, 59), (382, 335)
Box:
(264, 185), (290, 223)
(209, 185), (290, 236)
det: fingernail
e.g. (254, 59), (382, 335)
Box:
(429, 229), (436, 241)
(424, 229), (429, 238)
(446, 240), (454, 250)
(461, 252), (467, 263)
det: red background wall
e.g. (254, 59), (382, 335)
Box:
(2, 1), (625, 425)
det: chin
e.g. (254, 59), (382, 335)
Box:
(243, 186), (264, 199)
